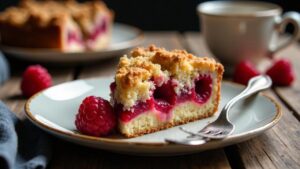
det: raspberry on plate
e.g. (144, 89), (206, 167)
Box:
(75, 96), (116, 137)
(266, 58), (295, 86)
(233, 60), (260, 85)
(21, 65), (52, 97)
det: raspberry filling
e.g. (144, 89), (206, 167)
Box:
(194, 74), (213, 104)
(85, 18), (108, 49)
(117, 98), (155, 123)
(112, 74), (213, 123)
(67, 30), (82, 44)
(67, 17), (108, 48)
(88, 18), (108, 41)
(153, 80), (176, 114)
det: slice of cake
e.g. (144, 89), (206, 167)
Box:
(0, 0), (113, 52)
(110, 45), (224, 137)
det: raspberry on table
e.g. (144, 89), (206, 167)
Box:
(75, 96), (116, 137)
(266, 58), (295, 86)
(233, 60), (260, 85)
(21, 65), (52, 97)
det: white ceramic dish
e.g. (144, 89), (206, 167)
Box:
(0, 23), (143, 63)
(25, 77), (281, 156)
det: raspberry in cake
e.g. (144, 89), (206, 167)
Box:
(111, 45), (224, 137)
(0, 0), (113, 52)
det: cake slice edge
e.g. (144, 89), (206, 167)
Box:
(118, 64), (224, 138)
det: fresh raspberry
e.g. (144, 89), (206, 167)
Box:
(75, 96), (116, 136)
(233, 60), (260, 85)
(266, 58), (295, 86)
(21, 65), (52, 97)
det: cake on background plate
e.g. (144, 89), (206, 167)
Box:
(110, 45), (224, 137)
(0, 0), (113, 52)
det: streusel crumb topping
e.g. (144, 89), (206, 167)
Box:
(0, 0), (111, 28)
(113, 45), (224, 110)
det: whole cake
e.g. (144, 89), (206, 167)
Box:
(0, 0), (113, 51)
(110, 45), (224, 137)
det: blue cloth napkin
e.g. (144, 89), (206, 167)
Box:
(0, 101), (52, 169)
(0, 52), (10, 85)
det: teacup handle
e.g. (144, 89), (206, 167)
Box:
(268, 11), (300, 58)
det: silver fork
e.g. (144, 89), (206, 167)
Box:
(166, 75), (272, 143)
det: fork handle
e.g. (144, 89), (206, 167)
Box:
(222, 75), (272, 119)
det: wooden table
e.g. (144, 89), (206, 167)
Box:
(1, 32), (300, 169)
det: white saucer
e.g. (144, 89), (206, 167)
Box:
(25, 77), (281, 156)
(0, 23), (143, 63)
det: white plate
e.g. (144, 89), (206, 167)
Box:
(25, 77), (281, 156)
(0, 23), (143, 63)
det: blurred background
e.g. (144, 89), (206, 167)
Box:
(1, 0), (299, 31)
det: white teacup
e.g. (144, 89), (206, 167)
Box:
(197, 1), (300, 72)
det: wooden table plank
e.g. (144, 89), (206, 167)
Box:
(185, 32), (300, 169)
(142, 32), (183, 50)
(184, 32), (213, 58)
(56, 32), (232, 169)
(0, 65), (74, 118)
(50, 142), (230, 169)
(236, 91), (300, 169)
(275, 43), (300, 120)
(0, 76), (24, 117)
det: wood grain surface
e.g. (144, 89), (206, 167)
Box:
(1, 32), (299, 169)
(275, 43), (300, 120)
